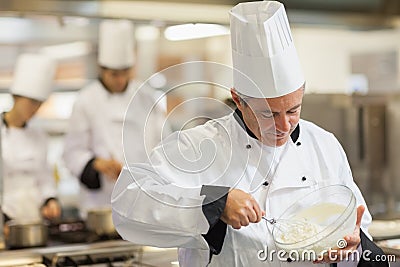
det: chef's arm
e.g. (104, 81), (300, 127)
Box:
(2, 199), (61, 222)
(37, 144), (61, 221)
(92, 158), (122, 181)
(63, 100), (97, 187)
(200, 186), (264, 255)
(334, 141), (387, 267)
(80, 157), (122, 189)
(112, 165), (210, 249)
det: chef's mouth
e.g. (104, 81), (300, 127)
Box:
(263, 132), (289, 139)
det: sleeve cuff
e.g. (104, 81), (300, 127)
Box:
(80, 158), (101, 189)
(200, 185), (229, 227)
(357, 229), (389, 267)
(200, 185), (230, 256)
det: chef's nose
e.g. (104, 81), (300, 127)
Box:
(274, 114), (291, 133)
(116, 74), (127, 84)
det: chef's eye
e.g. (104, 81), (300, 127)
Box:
(260, 113), (273, 118)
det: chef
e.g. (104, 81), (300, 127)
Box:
(1, 53), (61, 222)
(112, 1), (387, 267)
(63, 19), (168, 216)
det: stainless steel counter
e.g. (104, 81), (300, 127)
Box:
(0, 251), (42, 267)
(0, 240), (178, 267)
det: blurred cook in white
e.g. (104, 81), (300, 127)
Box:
(1, 53), (61, 222)
(63, 19), (169, 216)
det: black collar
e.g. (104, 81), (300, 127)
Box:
(1, 112), (8, 127)
(233, 108), (300, 143)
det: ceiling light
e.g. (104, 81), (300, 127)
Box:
(40, 41), (92, 60)
(164, 23), (229, 41)
(62, 16), (90, 27)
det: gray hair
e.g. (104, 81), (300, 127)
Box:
(236, 82), (306, 106)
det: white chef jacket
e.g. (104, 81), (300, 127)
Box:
(1, 121), (57, 221)
(63, 79), (168, 216)
(111, 112), (372, 267)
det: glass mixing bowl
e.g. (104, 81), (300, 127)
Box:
(272, 185), (357, 260)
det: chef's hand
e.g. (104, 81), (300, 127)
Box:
(41, 198), (62, 221)
(313, 205), (365, 264)
(221, 189), (265, 229)
(93, 158), (122, 181)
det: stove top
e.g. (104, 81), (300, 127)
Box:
(0, 240), (145, 267)
(1, 219), (174, 266)
(0, 252), (43, 267)
(47, 220), (122, 245)
(40, 240), (143, 266)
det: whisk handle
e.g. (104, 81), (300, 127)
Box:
(262, 216), (276, 224)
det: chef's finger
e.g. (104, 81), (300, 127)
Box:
(251, 200), (263, 222)
(247, 207), (258, 223)
(232, 223), (241, 230)
(240, 216), (250, 227)
(355, 205), (365, 228)
(343, 235), (360, 248)
(261, 210), (266, 217)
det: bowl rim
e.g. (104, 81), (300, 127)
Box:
(272, 184), (356, 248)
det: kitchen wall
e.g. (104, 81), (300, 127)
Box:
(294, 27), (400, 94)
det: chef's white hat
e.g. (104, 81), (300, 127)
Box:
(10, 53), (56, 102)
(230, 1), (304, 98)
(98, 19), (135, 69)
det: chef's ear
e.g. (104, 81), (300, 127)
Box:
(230, 88), (243, 109)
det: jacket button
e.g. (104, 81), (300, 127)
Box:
(262, 181), (269, 186)
(246, 144), (251, 149)
(296, 142), (301, 146)
(301, 176), (307, 181)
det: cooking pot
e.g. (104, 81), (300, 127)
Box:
(86, 208), (117, 236)
(6, 220), (48, 248)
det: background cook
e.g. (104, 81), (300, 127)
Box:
(63, 19), (169, 216)
(1, 53), (61, 223)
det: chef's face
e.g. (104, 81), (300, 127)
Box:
(13, 96), (42, 122)
(100, 67), (131, 93)
(231, 86), (304, 147)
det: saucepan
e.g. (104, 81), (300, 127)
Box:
(86, 208), (117, 236)
(6, 220), (48, 248)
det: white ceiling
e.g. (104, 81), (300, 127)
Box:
(1, 0), (399, 28)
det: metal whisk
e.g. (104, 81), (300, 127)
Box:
(262, 216), (319, 237)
